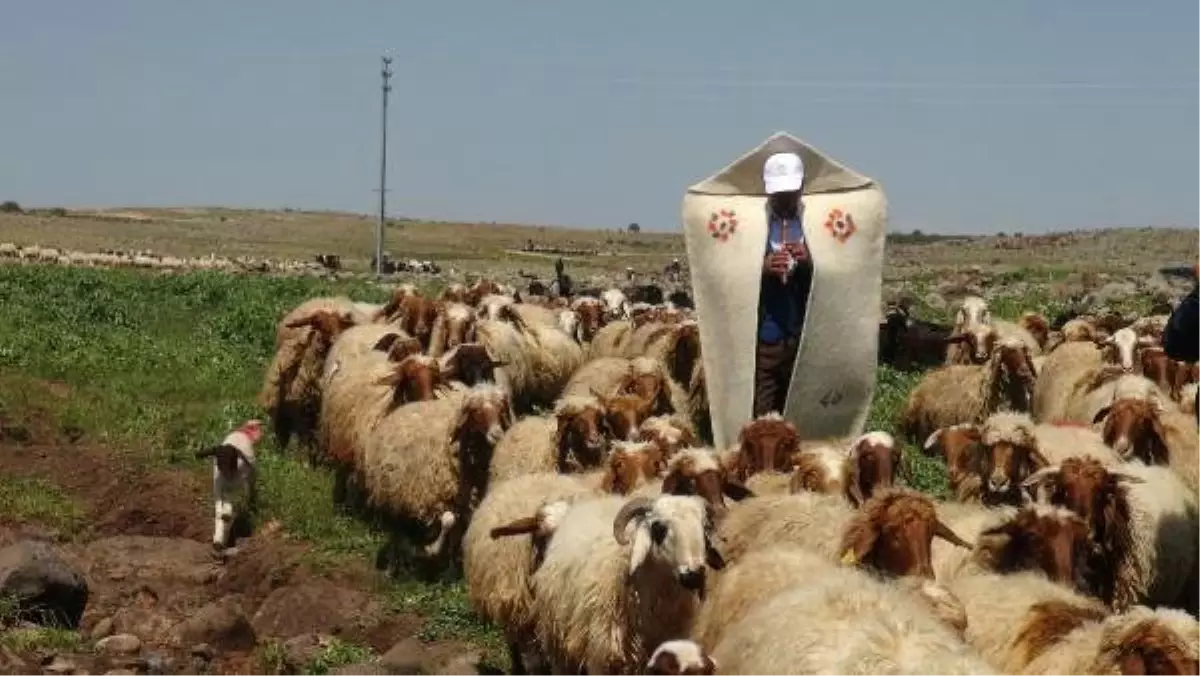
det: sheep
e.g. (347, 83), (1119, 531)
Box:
(258, 309), (359, 452)
(787, 432), (900, 505)
(488, 395), (610, 483)
(1060, 316), (1103, 344)
(1019, 311), (1052, 351)
(600, 440), (670, 495)
(714, 487), (971, 574)
(638, 415), (696, 459)
(463, 472), (601, 674)
(878, 305), (955, 371)
(930, 502), (1093, 591)
(195, 419), (263, 550)
(1094, 396), (1199, 494)
(788, 442), (852, 498)
(694, 545), (977, 663)
(464, 278), (503, 306)
(476, 293), (516, 321)
(437, 342), (506, 388)
(600, 287), (630, 321)
(1021, 605), (1199, 675)
(321, 323), (416, 381)
(1097, 326), (1158, 372)
(477, 307), (584, 413)
(362, 383), (515, 571)
(556, 308), (580, 342)
(1032, 340), (1105, 423)
(1062, 367), (1174, 426)
(946, 295), (993, 366)
(381, 292), (439, 349)
(504, 302), (561, 329)
(994, 318), (1044, 358)
(320, 350), (445, 506)
(428, 302), (477, 357)
(658, 447), (754, 512)
(1182, 382), (1198, 418)
(529, 493), (725, 675)
(272, 296), (366, 350)
(729, 412), (800, 481)
(1024, 456), (1199, 613)
(439, 282), (468, 304)
(923, 424), (985, 501)
(645, 641), (715, 676)
(899, 336), (1037, 444)
(947, 570), (1115, 673)
(635, 321), (703, 391)
(708, 548), (994, 675)
(570, 296), (607, 343)
(970, 411), (1120, 505)
(588, 319), (634, 359)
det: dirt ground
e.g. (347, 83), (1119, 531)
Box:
(0, 414), (476, 675)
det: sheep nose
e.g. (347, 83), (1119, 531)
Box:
(678, 568), (705, 591)
(989, 477), (1010, 493)
(486, 425), (505, 445)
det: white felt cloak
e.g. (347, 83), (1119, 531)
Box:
(682, 131), (887, 448)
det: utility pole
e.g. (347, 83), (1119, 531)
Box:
(374, 54), (393, 276)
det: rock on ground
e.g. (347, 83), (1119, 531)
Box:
(251, 583), (382, 639)
(94, 633), (142, 656)
(0, 539), (89, 628)
(169, 596), (256, 651)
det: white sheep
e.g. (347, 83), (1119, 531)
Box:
(195, 419), (263, 550)
(709, 547), (994, 674)
(529, 493), (724, 674)
(601, 287), (630, 321)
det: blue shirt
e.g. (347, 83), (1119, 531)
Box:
(758, 215), (813, 343)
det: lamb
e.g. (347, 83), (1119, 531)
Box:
(899, 336), (1037, 444)
(1093, 396), (1199, 494)
(708, 548), (994, 675)
(930, 502), (1093, 590)
(970, 411), (1119, 505)
(428, 302), (477, 357)
(258, 309), (359, 452)
(195, 419), (263, 550)
(529, 493), (725, 675)
(714, 487), (970, 574)
(463, 472), (601, 674)
(922, 424), (984, 501)
(1023, 456), (1199, 613)
(645, 641), (715, 675)
(488, 395), (610, 483)
(362, 383), (515, 571)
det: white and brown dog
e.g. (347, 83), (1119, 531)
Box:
(196, 419), (263, 549)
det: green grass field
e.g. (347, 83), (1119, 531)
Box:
(0, 261), (1159, 670)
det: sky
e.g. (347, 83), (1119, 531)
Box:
(1, 1), (1196, 234)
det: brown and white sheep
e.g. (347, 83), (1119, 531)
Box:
(438, 342), (506, 388)
(1024, 456), (1199, 613)
(1094, 396), (1199, 494)
(923, 424), (985, 501)
(428, 302), (477, 357)
(899, 336), (1037, 444)
(570, 296), (608, 343)
(362, 383), (515, 571)
(488, 395), (611, 484)
(729, 413), (801, 481)
(714, 487), (971, 575)
(946, 295), (994, 366)
(529, 493), (725, 675)
(1097, 326), (1158, 372)
(482, 307), (585, 413)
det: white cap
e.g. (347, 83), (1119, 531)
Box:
(763, 152), (805, 194)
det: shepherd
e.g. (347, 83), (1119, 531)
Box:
(682, 132), (887, 448)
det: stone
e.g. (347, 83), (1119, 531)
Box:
(169, 597), (255, 651)
(330, 663), (388, 676)
(379, 637), (429, 675)
(95, 634), (142, 656)
(434, 652), (483, 676)
(0, 540), (89, 628)
(90, 618), (115, 641)
(42, 656), (77, 675)
(281, 633), (334, 673)
(250, 583), (381, 639)
(110, 609), (175, 647)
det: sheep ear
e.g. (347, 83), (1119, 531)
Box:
(1092, 406), (1112, 425)
(705, 540), (726, 571)
(489, 516), (539, 539)
(921, 429), (944, 455)
(628, 525), (652, 574)
(839, 529), (875, 566)
(1022, 467), (1060, 501)
(721, 480), (754, 501)
(1109, 469), (1147, 486)
(935, 520), (972, 549)
(660, 470), (680, 495)
(1028, 445), (1051, 470)
(373, 333), (401, 352)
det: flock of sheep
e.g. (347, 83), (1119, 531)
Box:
(255, 276), (1199, 675)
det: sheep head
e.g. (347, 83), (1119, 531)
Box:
(439, 303), (477, 351)
(665, 321), (702, 386)
(638, 416), (696, 461)
(1022, 456), (1143, 607)
(596, 390), (652, 442)
(974, 505), (1093, 592)
(838, 488), (970, 579)
(646, 641), (717, 676)
(661, 448), (753, 512)
(285, 310), (356, 342)
(439, 283), (468, 304)
(922, 424), (983, 482)
(995, 339), (1038, 409)
(451, 385), (514, 451)
(735, 414), (800, 481)
(1095, 327), (1157, 372)
(620, 358), (674, 417)
(374, 355), (445, 409)
(439, 343), (505, 387)
(372, 333), (422, 363)
(600, 441), (666, 495)
(977, 413), (1048, 505)
(1093, 397), (1170, 465)
(570, 298), (606, 342)
(612, 494), (724, 596)
(846, 431), (903, 506)
(1019, 312), (1051, 350)
(554, 395), (608, 472)
(1092, 608), (1200, 676)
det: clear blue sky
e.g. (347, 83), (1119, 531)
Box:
(1, 1), (1196, 233)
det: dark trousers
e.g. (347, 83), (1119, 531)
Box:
(754, 337), (800, 417)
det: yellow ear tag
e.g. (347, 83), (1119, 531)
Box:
(840, 549), (858, 566)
